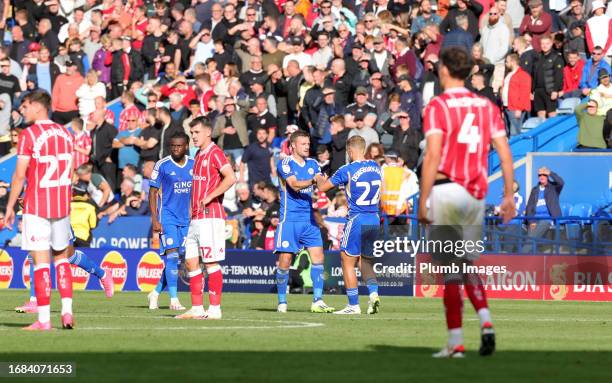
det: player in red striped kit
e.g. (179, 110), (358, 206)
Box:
(176, 116), (236, 320)
(4, 91), (76, 331)
(418, 48), (516, 357)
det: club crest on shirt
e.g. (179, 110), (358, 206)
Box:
(189, 169), (193, 176)
(282, 163), (290, 173)
(308, 168), (314, 175)
(203, 160), (208, 166)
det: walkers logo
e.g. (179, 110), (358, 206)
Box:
(137, 251), (164, 292)
(22, 257), (31, 288)
(70, 264), (91, 291)
(549, 263), (569, 301)
(0, 250), (13, 289)
(101, 251), (128, 292)
(420, 270), (440, 298)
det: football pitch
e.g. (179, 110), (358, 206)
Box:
(0, 290), (611, 382)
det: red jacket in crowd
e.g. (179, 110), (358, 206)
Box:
(506, 67), (532, 112)
(562, 60), (585, 94)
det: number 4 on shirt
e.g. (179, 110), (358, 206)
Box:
(458, 113), (481, 154)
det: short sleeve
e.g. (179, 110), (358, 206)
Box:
(277, 158), (295, 180)
(423, 99), (446, 137)
(17, 129), (33, 159)
(241, 145), (252, 164)
(489, 103), (507, 139)
(330, 166), (348, 187)
(149, 160), (163, 189)
(211, 148), (230, 172)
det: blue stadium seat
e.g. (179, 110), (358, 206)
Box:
(571, 203), (593, 219)
(557, 98), (581, 114)
(559, 202), (573, 224)
(521, 117), (544, 132)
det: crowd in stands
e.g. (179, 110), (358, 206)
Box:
(1, 0), (611, 249)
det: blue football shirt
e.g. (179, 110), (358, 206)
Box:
(149, 156), (194, 226)
(331, 160), (382, 216)
(277, 156), (320, 221)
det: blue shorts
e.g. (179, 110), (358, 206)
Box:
(274, 219), (323, 253)
(160, 224), (189, 254)
(341, 213), (380, 257)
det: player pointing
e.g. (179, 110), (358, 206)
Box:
(176, 117), (236, 320)
(418, 47), (516, 357)
(317, 136), (382, 315)
(275, 130), (334, 314)
(5, 91), (76, 330)
(148, 132), (193, 311)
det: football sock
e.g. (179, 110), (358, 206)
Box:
(69, 249), (106, 279)
(154, 269), (167, 294)
(188, 269), (204, 307)
(361, 258), (379, 298)
(206, 264), (223, 306)
(443, 281), (463, 346)
(366, 278), (379, 298)
(463, 273), (491, 326)
(165, 251), (180, 299)
(34, 263), (51, 323)
(28, 256), (36, 300)
(311, 263), (324, 302)
(55, 259), (73, 315)
(276, 268), (289, 304)
(346, 287), (359, 306)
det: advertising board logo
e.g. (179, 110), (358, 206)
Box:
(549, 263), (569, 301)
(22, 257), (31, 288)
(70, 264), (90, 291)
(0, 250), (13, 289)
(101, 251), (128, 292)
(137, 251), (164, 292)
(420, 270), (439, 298)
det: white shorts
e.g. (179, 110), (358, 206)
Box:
(21, 214), (72, 252)
(185, 218), (226, 263)
(428, 182), (484, 261)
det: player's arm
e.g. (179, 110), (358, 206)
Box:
(417, 132), (442, 224)
(492, 135), (516, 224)
(285, 175), (316, 191)
(201, 164), (237, 207)
(4, 156), (29, 229)
(98, 181), (112, 208)
(149, 186), (161, 233)
(316, 174), (335, 193)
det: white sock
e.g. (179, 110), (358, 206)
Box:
(369, 292), (379, 300)
(38, 305), (51, 323)
(208, 304), (221, 313)
(192, 305), (204, 312)
(61, 298), (73, 315)
(29, 296), (37, 303)
(448, 328), (463, 347)
(150, 290), (159, 296)
(477, 308), (492, 327)
(170, 297), (179, 303)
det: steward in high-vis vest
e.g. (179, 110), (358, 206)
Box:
(380, 151), (420, 217)
(289, 249), (313, 291)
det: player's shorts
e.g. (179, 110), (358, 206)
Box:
(428, 182), (484, 262)
(274, 219), (323, 254)
(160, 224), (189, 254)
(185, 218), (226, 263)
(533, 88), (558, 114)
(22, 214), (72, 252)
(341, 213), (380, 257)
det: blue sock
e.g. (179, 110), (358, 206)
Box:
(347, 287), (359, 306)
(165, 251), (179, 299)
(276, 268), (289, 304)
(69, 249), (106, 279)
(155, 268), (167, 294)
(311, 264), (324, 302)
(366, 278), (379, 296)
(28, 255), (35, 299)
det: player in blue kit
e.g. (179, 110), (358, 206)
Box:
(147, 132), (194, 310)
(317, 136), (382, 315)
(275, 130), (335, 314)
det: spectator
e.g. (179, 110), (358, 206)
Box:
(156, 107), (183, 159)
(513, 36), (537, 79)
(301, 68), (326, 135)
(272, 60), (304, 124)
(519, 0), (553, 52)
(76, 70), (106, 120)
(524, 167), (564, 251)
(585, 1), (611, 57)
(24, 45), (60, 95)
(348, 112), (380, 150)
(345, 87), (377, 129)
(247, 96), (277, 143)
(470, 71), (497, 104)
(37, 18), (60, 56)
(580, 46), (612, 96)
(575, 99), (607, 148)
(501, 53), (533, 136)
(412, 0), (443, 36)
(325, 58), (352, 110)
(562, 50), (585, 99)
(440, 0), (483, 40)
(107, 36), (144, 99)
(533, 34), (564, 119)
(70, 182), (98, 248)
(71, 117), (92, 170)
(135, 109), (162, 164)
(51, 60), (84, 124)
(76, 163), (115, 213)
(213, 98), (249, 161)
(89, 108), (118, 190)
(380, 151), (419, 221)
(442, 14), (475, 54)
(315, 87), (342, 148)
(382, 111), (423, 170)
(239, 127), (275, 188)
(566, 22), (587, 60)
(480, 5), (511, 92)
(330, 115), (349, 174)
(0, 94), (10, 156)
(397, 75), (423, 130)
(589, 69), (612, 114)
(114, 113), (142, 171)
(392, 38), (422, 81)
(0, 58), (22, 103)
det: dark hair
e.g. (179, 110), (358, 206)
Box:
(190, 116), (212, 129)
(157, 107), (171, 118)
(170, 131), (190, 143)
(440, 47), (474, 80)
(567, 49), (579, 56)
(289, 129), (310, 144)
(124, 163), (138, 173)
(23, 90), (51, 111)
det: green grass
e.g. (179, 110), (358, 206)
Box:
(1, 290), (611, 382)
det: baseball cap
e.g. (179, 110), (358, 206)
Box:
(352, 42), (364, 50)
(65, 60), (76, 67)
(322, 87), (336, 95)
(250, 76), (265, 86)
(528, 0), (543, 8)
(384, 150), (399, 159)
(592, 0), (606, 12)
(290, 36), (304, 46)
(286, 124), (299, 134)
(355, 86), (368, 95)
(73, 181), (88, 195)
(28, 42), (41, 52)
(599, 68), (610, 80)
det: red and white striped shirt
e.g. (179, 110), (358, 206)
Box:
(73, 131), (92, 169)
(423, 87), (506, 200)
(17, 120), (75, 219)
(191, 143), (230, 220)
(88, 109), (115, 126)
(118, 104), (141, 131)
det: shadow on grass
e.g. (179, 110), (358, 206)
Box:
(2, 347), (609, 383)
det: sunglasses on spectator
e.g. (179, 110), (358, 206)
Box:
(538, 174), (547, 177)
(365, 20), (374, 23)
(593, 52), (603, 56)
(247, 13), (256, 16)
(399, 116), (409, 119)
(587, 104), (597, 108)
